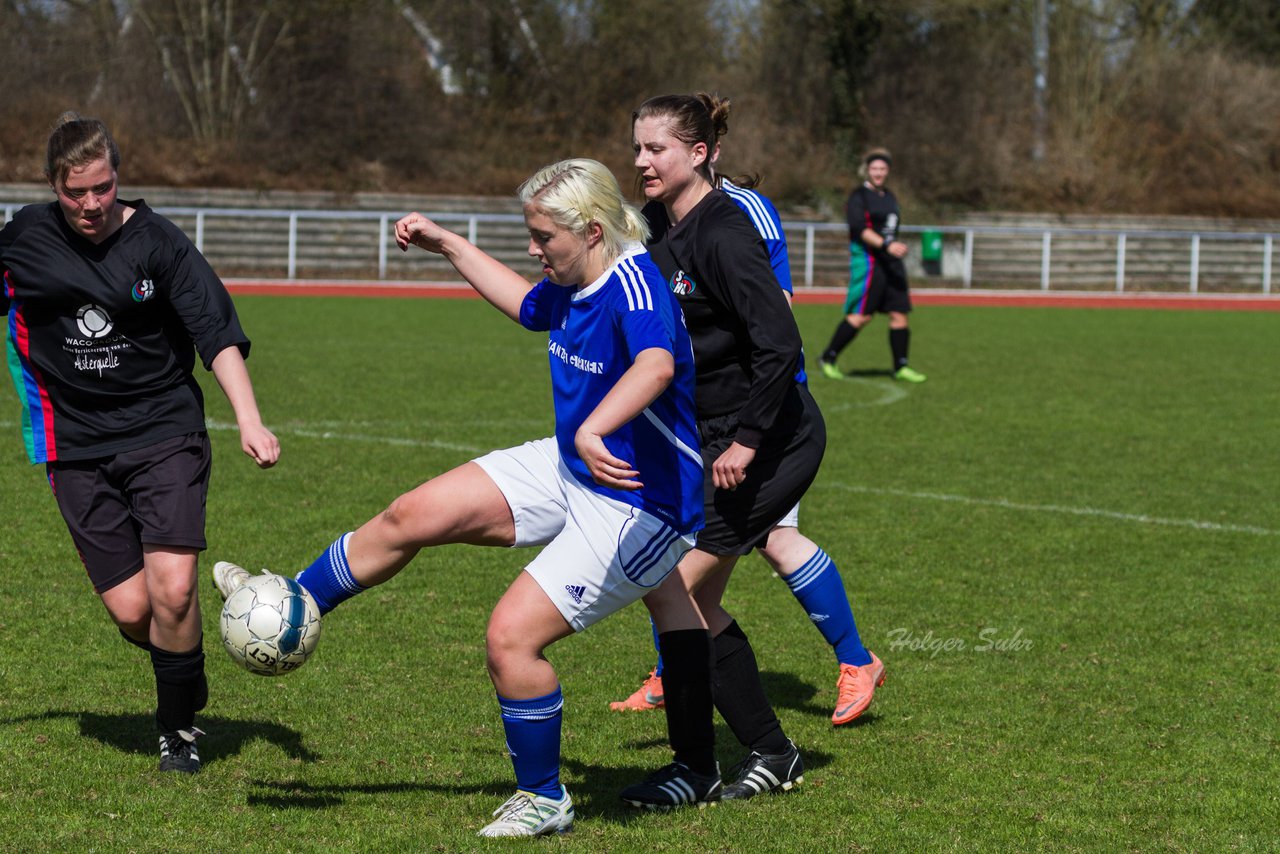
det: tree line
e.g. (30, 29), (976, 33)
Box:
(3, 0), (1277, 218)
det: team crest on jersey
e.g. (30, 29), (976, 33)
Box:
(669, 270), (696, 296)
(132, 278), (155, 302)
(76, 304), (114, 339)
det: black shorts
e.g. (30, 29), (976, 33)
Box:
(47, 433), (212, 594)
(695, 384), (826, 556)
(844, 253), (912, 316)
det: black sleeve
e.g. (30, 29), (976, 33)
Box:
(846, 189), (868, 245)
(0, 213), (27, 317)
(703, 208), (802, 448)
(150, 219), (250, 369)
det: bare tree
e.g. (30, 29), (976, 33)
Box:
(133, 0), (289, 146)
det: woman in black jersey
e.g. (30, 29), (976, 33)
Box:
(819, 149), (927, 383)
(0, 114), (279, 774)
(619, 93), (824, 808)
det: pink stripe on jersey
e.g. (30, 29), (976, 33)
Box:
(5, 278), (57, 461)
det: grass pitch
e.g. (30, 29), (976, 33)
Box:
(1, 297), (1277, 852)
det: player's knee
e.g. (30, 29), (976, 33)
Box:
(378, 492), (424, 541)
(148, 577), (197, 627)
(757, 543), (785, 573)
(485, 621), (533, 682)
(108, 603), (151, 639)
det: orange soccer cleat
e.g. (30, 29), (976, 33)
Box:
(609, 669), (664, 711)
(831, 652), (886, 726)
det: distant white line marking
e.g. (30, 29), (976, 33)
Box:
(820, 377), (909, 411)
(822, 483), (1278, 536)
(2, 417), (1268, 535)
(205, 419), (485, 454)
(0, 417), (510, 455)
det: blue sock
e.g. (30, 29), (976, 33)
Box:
(295, 532), (365, 616)
(783, 548), (872, 667)
(497, 687), (563, 799)
(650, 618), (665, 677)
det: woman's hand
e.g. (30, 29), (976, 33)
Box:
(575, 429), (642, 490)
(395, 212), (451, 254)
(712, 441), (756, 491)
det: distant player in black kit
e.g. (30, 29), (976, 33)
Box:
(620, 92), (821, 809)
(0, 113), (279, 773)
(820, 150), (926, 383)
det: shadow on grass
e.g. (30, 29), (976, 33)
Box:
(0, 709), (319, 764)
(243, 777), (514, 810)
(560, 688), (845, 827)
(761, 669), (884, 729)
(841, 368), (896, 378)
(561, 741), (837, 827)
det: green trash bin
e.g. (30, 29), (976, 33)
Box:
(921, 230), (943, 276)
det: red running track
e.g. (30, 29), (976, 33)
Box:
(224, 280), (1280, 311)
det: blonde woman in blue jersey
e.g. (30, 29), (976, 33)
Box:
(214, 159), (707, 837)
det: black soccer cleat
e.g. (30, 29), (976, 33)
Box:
(620, 761), (722, 810)
(158, 727), (205, 774)
(721, 739), (804, 800)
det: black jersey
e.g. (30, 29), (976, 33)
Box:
(1, 200), (249, 464)
(642, 191), (802, 449)
(847, 184), (902, 254)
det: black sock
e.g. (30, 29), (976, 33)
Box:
(119, 627), (151, 652)
(890, 327), (910, 369)
(657, 629), (717, 775)
(711, 621), (789, 755)
(150, 639), (208, 733)
(822, 320), (859, 363)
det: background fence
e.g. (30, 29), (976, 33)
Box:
(4, 186), (1276, 293)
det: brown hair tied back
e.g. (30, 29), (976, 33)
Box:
(45, 111), (120, 187)
(633, 91), (764, 189)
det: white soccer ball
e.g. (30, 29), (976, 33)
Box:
(220, 574), (322, 676)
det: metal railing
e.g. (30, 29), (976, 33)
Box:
(800, 222), (1275, 293)
(4, 203), (1275, 294)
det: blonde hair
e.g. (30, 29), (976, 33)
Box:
(45, 111), (120, 187)
(518, 159), (650, 261)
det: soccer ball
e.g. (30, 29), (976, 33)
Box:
(220, 574), (322, 676)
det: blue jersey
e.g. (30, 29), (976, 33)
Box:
(722, 181), (807, 384)
(520, 245), (703, 535)
(722, 181), (792, 293)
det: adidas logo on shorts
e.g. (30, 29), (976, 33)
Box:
(565, 585), (586, 604)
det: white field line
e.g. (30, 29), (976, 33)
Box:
(822, 482), (1279, 536)
(202, 418), (486, 454)
(819, 377), (909, 410)
(4, 418), (1270, 536)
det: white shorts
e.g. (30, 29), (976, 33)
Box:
(473, 437), (696, 632)
(776, 501), (800, 529)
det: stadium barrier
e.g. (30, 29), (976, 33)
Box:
(2, 195), (1275, 294)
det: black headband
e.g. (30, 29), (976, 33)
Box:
(866, 153), (891, 167)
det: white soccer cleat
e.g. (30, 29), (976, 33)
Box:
(212, 560), (256, 601)
(477, 788), (574, 837)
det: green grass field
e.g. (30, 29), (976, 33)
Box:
(2, 297), (1277, 852)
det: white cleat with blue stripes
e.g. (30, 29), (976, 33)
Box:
(477, 787), (574, 837)
(212, 560), (254, 600)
